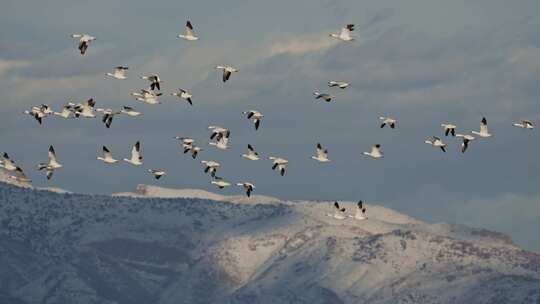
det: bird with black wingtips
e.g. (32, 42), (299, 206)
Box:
(171, 88), (193, 105)
(243, 110), (263, 130)
(120, 106), (142, 117)
(201, 160), (220, 177)
(472, 117), (492, 138)
(329, 24), (355, 41)
(209, 135), (230, 150)
(513, 120), (534, 130)
(311, 143), (330, 162)
(237, 182), (255, 197)
(379, 116), (396, 129)
(96, 108), (120, 129)
(456, 134), (475, 153)
(363, 144), (383, 159)
(9, 166), (31, 184)
(131, 89), (162, 104)
(106, 66), (129, 80)
(148, 169), (167, 180)
(327, 201), (347, 220)
(215, 65), (238, 82)
(71, 34), (96, 55)
(97, 146), (118, 164)
(424, 136), (447, 152)
(73, 98), (96, 118)
(208, 126), (230, 141)
(242, 144), (260, 161)
(123, 141), (143, 166)
(313, 91), (334, 102)
(350, 200), (367, 220)
(269, 156), (288, 176)
(211, 176), (231, 189)
(141, 74), (162, 91)
(441, 123), (457, 136)
(178, 20), (199, 41)
(37, 146), (63, 180)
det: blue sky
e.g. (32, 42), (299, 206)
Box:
(1, 0), (539, 250)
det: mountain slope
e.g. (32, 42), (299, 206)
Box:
(0, 182), (538, 304)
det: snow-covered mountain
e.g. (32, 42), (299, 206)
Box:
(0, 181), (538, 304)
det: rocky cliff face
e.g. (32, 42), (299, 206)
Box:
(0, 182), (538, 304)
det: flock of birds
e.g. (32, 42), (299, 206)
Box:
(0, 21), (536, 219)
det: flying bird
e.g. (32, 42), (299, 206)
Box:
(208, 126), (230, 140)
(1, 153), (18, 172)
(24, 104), (53, 125)
(96, 108), (120, 128)
(106, 66), (129, 80)
(242, 110), (263, 130)
(329, 24), (355, 42)
(363, 144), (383, 159)
(37, 146), (63, 180)
(123, 141), (143, 166)
(53, 102), (76, 119)
(215, 65), (238, 82)
(424, 136), (447, 152)
(178, 20), (199, 41)
(211, 176), (231, 189)
(471, 117), (492, 138)
(120, 106), (142, 117)
(328, 201), (347, 220)
(350, 200), (367, 220)
(237, 182), (255, 197)
(241, 144), (260, 161)
(269, 156), (288, 176)
(141, 74), (162, 91)
(171, 88), (193, 106)
(513, 120), (534, 130)
(209, 136), (230, 150)
(441, 123), (457, 136)
(97, 146), (118, 164)
(456, 134), (475, 153)
(148, 169), (167, 180)
(9, 166), (31, 184)
(201, 160), (220, 177)
(131, 89), (162, 104)
(71, 34), (96, 55)
(73, 98), (96, 118)
(328, 81), (349, 89)
(175, 136), (195, 151)
(313, 91), (334, 102)
(379, 116), (396, 129)
(311, 143), (330, 162)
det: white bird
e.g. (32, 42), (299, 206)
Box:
(211, 176), (231, 189)
(242, 110), (263, 130)
(456, 134), (475, 153)
(141, 74), (162, 91)
(269, 156), (288, 176)
(9, 166), (31, 184)
(53, 102), (76, 119)
(188, 145), (202, 159)
(71, 34), (96, 55)
(97, 146), (118, 164)
(472, 117), (492, 138)
(441, 123), (457, 136)
(327, 201), (347, 220)
(175, 136), (195, 151)
(237, 182), (255, 197)
(363, 144), (383, 159)
(311, 143), (330, 162)
(329, 24), (355, 42)
(209, 135), (230, 150)
(96, 108), (121, 128)
(37, 146), (63, 180)
(328, 81), (349, 89)
(178, 20), (199, 41)
(349, 200), (367, 220)
(24, 104), (52, 125)
(73, 98), (96, 118)
(208, 125), (230, 140)
(123, 141), (143, 166)
(1, 153), (18, 171)
(148, 169), (167, 180)
(313, 91), (334, 102)
(513, 120), (534, 130)
(379, 116), (396, 129)
(241, 144), (260, 161)
(201, 160), (220, 177)
(106, 66), (129, 80)
(171, 88), (193, 106)
(120, 106), (142, 117)
(424, 136), (447, 152)
(131, 89), (162, 104)
(215, 65), (238, 82)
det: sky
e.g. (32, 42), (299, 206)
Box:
(1, 0), (539, 250)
